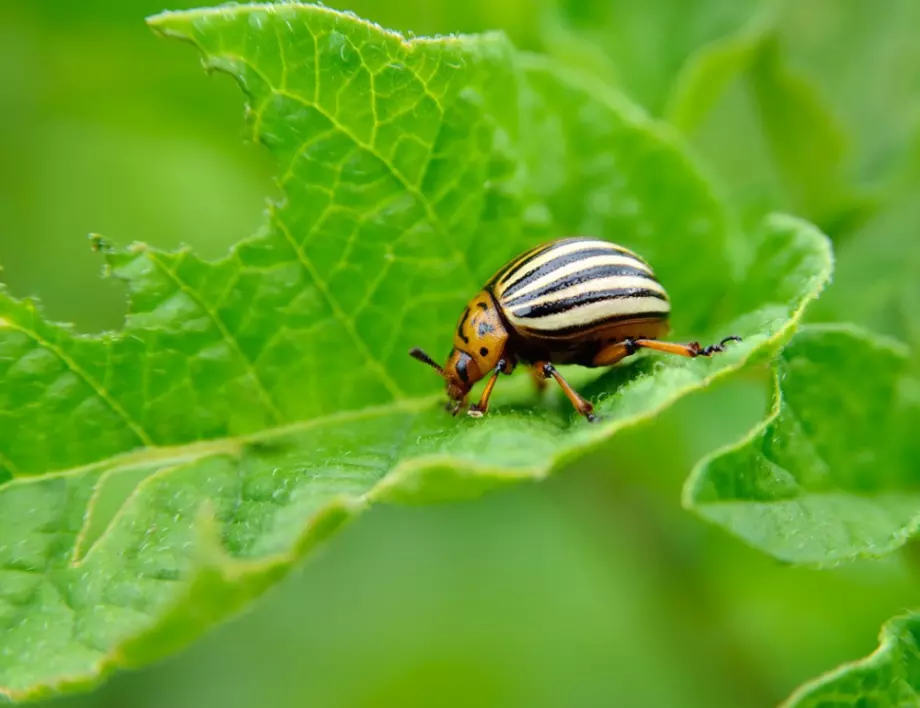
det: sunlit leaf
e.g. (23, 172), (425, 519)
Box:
(686, 325), (920, 566)
(783, 611), (920, 708)
(0, 3), (830, 698)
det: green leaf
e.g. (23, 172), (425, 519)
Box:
(542, 0), (761, 117)
(671, 1), (920, 242)
(774, 1), (920, 191)
(543, 1), (885, 240)
(664, 19), (768, 135)
(0, 3), (830, 698)
(783, 612), (920, 708)
(744, 36), (873, 234)
(712, 34), (875, 238)
(667, 11), (876, 240)
(808, 143), (920, 363)
(686, 324), (920, 566)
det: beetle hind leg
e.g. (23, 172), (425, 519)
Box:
(593, 335), (742, 365)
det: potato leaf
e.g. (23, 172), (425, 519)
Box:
(0, 3), (830, 699)
(542, 0), (760, 116)
(544, 0), (876, 240)
(783, 612), (920, 708)
(686, 325), (920, 566)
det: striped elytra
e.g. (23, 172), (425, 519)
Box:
(490, 237), (669, 338)
(409, 236), (740, 422)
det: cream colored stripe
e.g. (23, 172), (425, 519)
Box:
(505, 254), (654, 300)
(511, 276), (667, 312)
(498, 239), (621, 291)
(507, 296), (671, 331)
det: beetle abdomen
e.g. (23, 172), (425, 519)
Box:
(490, 237), (669, 339)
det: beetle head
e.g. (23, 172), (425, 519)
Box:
(409, 291), (508, 415)
(408, 346), (482, 415)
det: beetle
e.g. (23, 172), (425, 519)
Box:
(409, 236), (740, 421)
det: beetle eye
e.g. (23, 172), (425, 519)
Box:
(455, 355), (469, 384)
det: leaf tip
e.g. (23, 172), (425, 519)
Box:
(144, 9), (187, 39)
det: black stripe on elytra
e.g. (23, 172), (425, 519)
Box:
(511, 287), (668, 319)
(487, 242), (556, 287)
(456, 307), (471, 343)
(504, 264), (659, 308)
(501, 247), (638, 299)
(520, 310), (671, 338)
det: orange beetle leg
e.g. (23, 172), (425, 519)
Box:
(536, 362), (595, 423)
(468, 359), (508, 418)
(593, 336), (742, 366)
(529, 365), (549, 395)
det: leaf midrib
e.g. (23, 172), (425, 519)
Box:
(0, 394), (440, 487)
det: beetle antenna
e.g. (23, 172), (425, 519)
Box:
(409, 347), (445, 377)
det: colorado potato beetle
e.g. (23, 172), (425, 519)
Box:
(409, 236), (740, 421)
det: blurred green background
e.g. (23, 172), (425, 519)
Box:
(2, 0), (918, 706)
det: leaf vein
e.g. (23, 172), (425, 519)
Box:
(145, 251), (286, 424)
(216, 48), (478, 287)
(274, 215), (404, 398)
(3, 319), (154, 448)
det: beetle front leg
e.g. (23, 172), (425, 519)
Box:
(535, 362), (596, 422)
(468, 359), (508, 418)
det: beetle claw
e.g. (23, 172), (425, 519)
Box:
(699, 335), (742, 357)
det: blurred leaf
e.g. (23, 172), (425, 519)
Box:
(776, 0), (920, 190)
(658, 8), (876, 240)
(665, 18), (768, 134)
(743, 35), (877, 237)
(545, 2), (907, 242)
(542, 0), (762, 116)
(808, 141), (920, 362)
(783, 611), (920, 708)
(679, 1), (920, 242)
(686, 325), (920, 566)
(0, 3), (831, 698)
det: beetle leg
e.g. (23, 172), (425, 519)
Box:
(593, 336), (742, 365)
(591, 340), (635, 367)
(536, 362), (596, 422)
(529, 365), (549, 395)
(468, 359), (507, 418)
